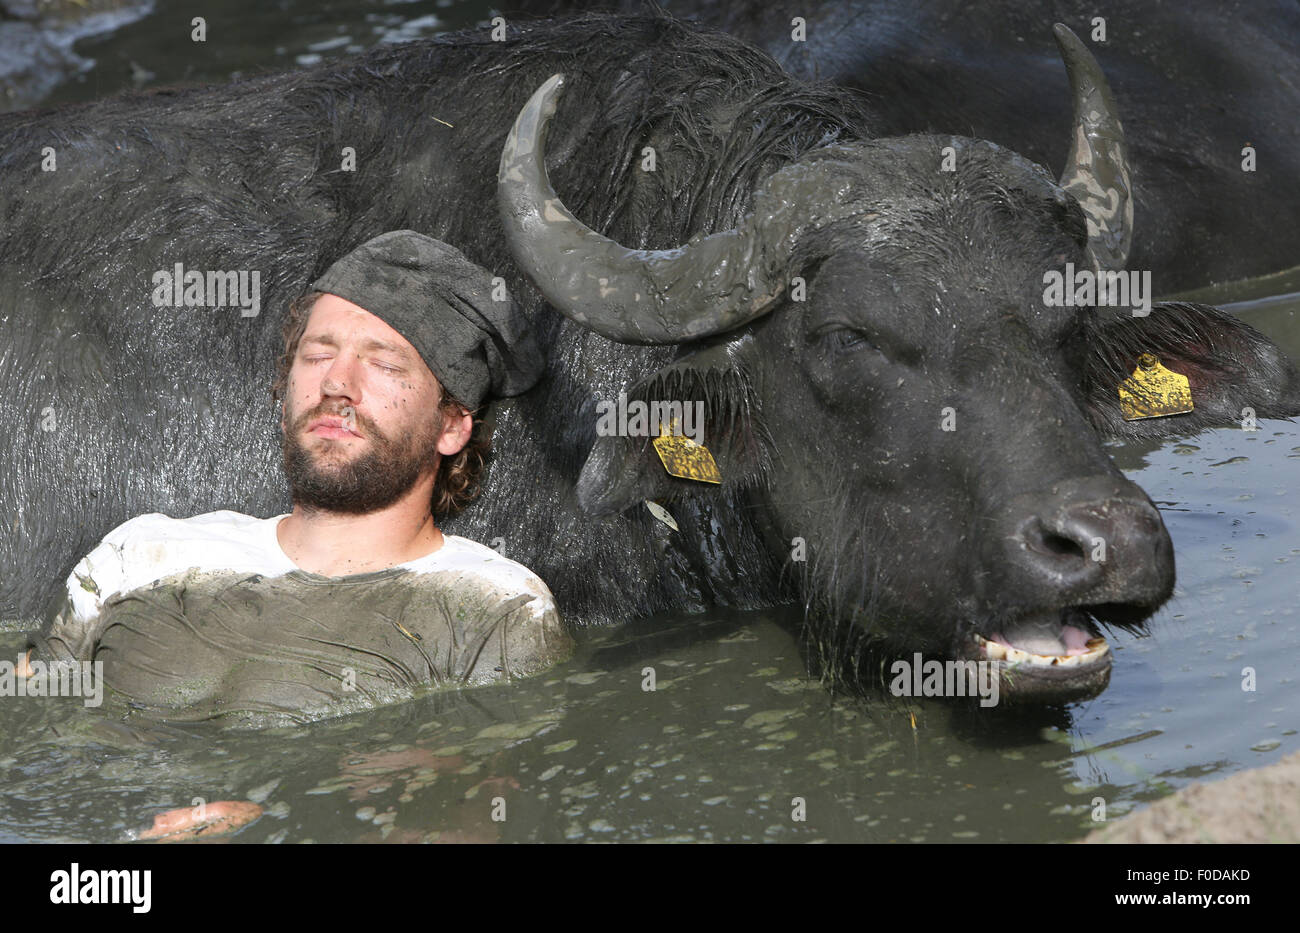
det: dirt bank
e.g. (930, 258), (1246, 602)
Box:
(1085, 750), (1300, 843)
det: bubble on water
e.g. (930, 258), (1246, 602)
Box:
(245, 777), (281, 804)
(743, 709), (798, 729)
(717, 628), (758, 644)
(766, 678), (820, 695)
(565, 673), (603, 685)
(560, 781), (600, 799)
(475, 719), (559, 741)
(305, 782), (349, 796)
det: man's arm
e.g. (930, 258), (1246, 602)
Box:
(22, 519), (141, 672)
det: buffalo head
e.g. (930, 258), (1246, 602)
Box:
(497, 26), (1299, 704)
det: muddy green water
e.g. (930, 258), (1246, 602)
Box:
(1, 289), (1294, 844)
(0, 0), (1296, 843)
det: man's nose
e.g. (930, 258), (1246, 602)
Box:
(320, 354), (361, 397)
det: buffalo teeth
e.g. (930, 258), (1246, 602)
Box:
(974, 632), (1110, 667)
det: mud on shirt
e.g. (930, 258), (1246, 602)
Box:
(27, 511), (572, 723)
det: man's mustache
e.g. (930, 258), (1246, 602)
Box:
(290, 404), (381, 440)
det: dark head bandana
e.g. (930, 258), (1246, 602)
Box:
(308, 230), (544, 410)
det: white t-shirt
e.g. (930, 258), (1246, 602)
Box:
(55, 510), (556, 633)
(30, 511), (570, 720)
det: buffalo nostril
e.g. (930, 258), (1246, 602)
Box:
(1022, 519), (1088, 562)
(995, 478), (1176, 609)
(1037, 530), (1086, 559)
(1010, 515), (1105, 594)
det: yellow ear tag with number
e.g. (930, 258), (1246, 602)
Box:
(1119, 353), (1194, 421)
(652, 418), (721, 484)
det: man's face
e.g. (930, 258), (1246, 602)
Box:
(280, 294), (472, 514)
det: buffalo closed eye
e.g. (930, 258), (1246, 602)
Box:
(818, 327), (874, 354)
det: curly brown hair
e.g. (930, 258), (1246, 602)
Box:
(270, 291), (491, 517)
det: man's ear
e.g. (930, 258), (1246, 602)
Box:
(1082, 301), (1300, 437)
(577, 335), (769, 515)
(437, 407), (474, 456)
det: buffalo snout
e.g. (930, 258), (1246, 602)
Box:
(995, 475), (1174, 611)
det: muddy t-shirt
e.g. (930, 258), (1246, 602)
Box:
(27, 511), (572, 722)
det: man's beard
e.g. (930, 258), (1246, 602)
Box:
(281, 404), (441, 514)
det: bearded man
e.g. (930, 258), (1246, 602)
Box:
(22, 231), (571, 723)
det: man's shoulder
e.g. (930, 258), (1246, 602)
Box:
(36, 510), (290, 659)
(105, 509), (272, 543)
(85, 510), (289, 597)
(424, 535), (557, 614)
(97, 510), (279, 561)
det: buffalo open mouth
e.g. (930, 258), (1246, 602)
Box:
(963, 607), (1114, 705)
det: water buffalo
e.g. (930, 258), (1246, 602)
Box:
(1, 11), (1295, 707)
(514, 0), (1300, 292)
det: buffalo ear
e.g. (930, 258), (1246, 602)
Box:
(577, 335), (769, 515)
(1083, 301), (1300, 437)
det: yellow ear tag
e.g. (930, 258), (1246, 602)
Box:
(651, 417), (722, 484)
(1119, 353), (1194, 421)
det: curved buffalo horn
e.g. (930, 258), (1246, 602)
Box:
(497, 74), (851, 345)
(1053, 23), (1133, 272)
